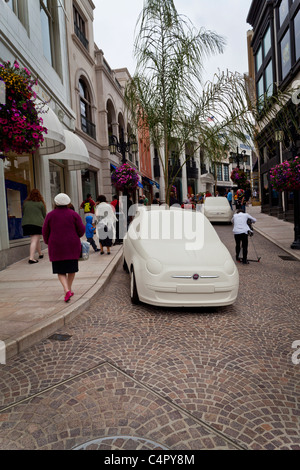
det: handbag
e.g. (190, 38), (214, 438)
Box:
(79, 240), (90, 261)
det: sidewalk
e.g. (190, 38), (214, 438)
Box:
(0, 243), (123, 361)
(0, 206), (299, 362)
(249, 204), (300, 262)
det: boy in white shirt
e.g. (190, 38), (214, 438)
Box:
(232, 209), (257, 264)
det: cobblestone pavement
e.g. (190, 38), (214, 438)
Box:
(0, 225), (299, 450)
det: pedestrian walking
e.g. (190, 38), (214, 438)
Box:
(80, 193), (96, 219)
(42, 193), (86, 302)
(21, 189), (47, 264)
(85, 215), (100, 252)
(236, 189), (246, 212)
(95, 195), (117, 255)
(226, 189), (233, 209)
(232, 209), (257, 264)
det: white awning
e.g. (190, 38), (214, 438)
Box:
(49, 130), (90, 171)
(38, 103), (66, 156)
(200, 173), (215, 184)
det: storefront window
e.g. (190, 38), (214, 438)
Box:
(4, 155), (34, 240)
(49, 160), (65, 204)
(81, 169), (97, 202)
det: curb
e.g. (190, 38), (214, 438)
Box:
(254, 227), (300, 261)
(5, 248), (123, 361)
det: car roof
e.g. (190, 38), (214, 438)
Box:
(129, 207), (221, 243)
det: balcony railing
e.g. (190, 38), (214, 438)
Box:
(81, 115), (96, 140)
(74, 24), (89, 50)
(186, 166), (199, 179)
(168, 164), (182, 178)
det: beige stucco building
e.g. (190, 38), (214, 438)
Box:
(65, 0), (139, 203)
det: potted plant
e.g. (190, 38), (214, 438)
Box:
(0, 60), (47, 158)
(230, 167), (250, 190)
(269, 157), (300, 191)
(111, 163), (139, 192)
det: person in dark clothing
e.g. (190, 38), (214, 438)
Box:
(152, 192), (160, 204)
(80, 193), (96, 218)
(111, 195), (123, 244)
(169, 191), (180, 207)
(42, 193), (85, 302)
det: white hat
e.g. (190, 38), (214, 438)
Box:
(54, 193), (71, 206)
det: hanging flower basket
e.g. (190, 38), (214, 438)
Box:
(230, 167), (249, 189)
(270, 157), (300, 191)
(0, 60), (47, 157)
(111, 163), (139, 192)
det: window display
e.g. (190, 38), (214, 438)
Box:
(4, 155), (34, 240)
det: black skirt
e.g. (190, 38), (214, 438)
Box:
(99, 225), (113, 247)
(52, 259), (79, 274)
(22, 224), (43, 236)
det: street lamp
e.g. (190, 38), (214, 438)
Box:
(109, 133), (138, 164)
(229, 147), (248, 168)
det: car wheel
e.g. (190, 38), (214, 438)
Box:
(130, 267), (140, 304)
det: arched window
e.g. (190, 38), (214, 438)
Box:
(79, 78), (95, 139)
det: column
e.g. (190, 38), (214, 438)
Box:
(0, 159), (9, 251)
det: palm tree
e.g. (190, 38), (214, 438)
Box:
(125, 0), (290, 204)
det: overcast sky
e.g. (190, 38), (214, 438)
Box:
(93, 0), (253, 83)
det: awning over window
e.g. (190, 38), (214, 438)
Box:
(48, 130), (90, 170)
(142, 176), (159, 189)
(38, 102), (66, 156)
(200, 173), (215, 184)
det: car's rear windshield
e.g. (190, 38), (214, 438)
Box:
(132, 210), (220, 243)
(205, 197), (229, 206)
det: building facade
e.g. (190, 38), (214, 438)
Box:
(0, 0), (141, 269)
(0, 0), (86, 269)
(247, 0), (300, 221)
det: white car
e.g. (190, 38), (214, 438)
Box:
(203, 197), (232, 223)
(123, 207), (239, 307)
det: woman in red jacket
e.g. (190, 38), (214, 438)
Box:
(42, 193), (85, 302)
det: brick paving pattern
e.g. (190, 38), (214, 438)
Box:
(0, 224), (299, 450)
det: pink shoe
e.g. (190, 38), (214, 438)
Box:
(70, 292), (74, 297)
(64, 291), (72, 302)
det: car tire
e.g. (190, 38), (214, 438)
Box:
(123, 258), (129, 273)
(130, 267), (140, 304)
